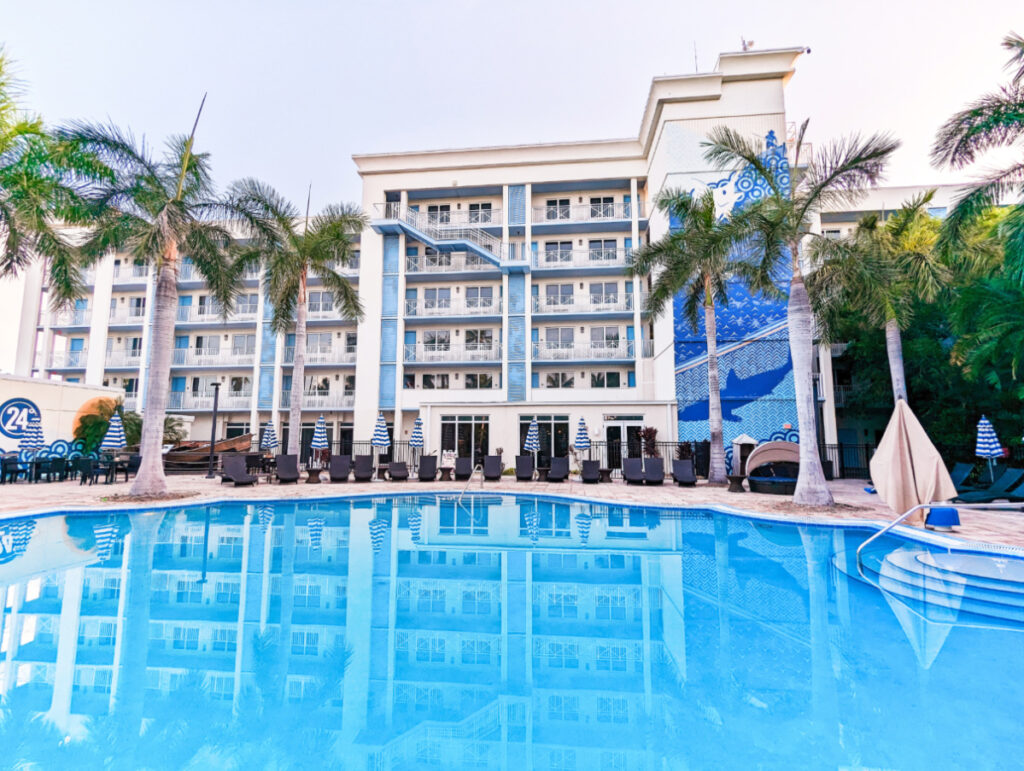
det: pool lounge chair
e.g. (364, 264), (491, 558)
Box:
(643, 457), (665, 485)
(483, 455), (502, 481)
(516, 455), (535, 481)
(548, 457), (569, 482)
(418, 455), (438, 481)
(329, 455), (351, 482)
(954, 467), (1024, 502)
(581, 460), (600, 484)
(623, 458), (644, 485)
(957, 463), (1007, 493)
(672, 459), (697, 486)
(948, 462), (974, 490)
(454, 457), (474, 481)
(353, 455), (374, 482)
(387, 462), (409, 481)
(275, 454), (301, 484)
(222, 455), (258, 487)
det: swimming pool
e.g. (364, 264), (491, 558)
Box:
(0, 492), (1021, 768)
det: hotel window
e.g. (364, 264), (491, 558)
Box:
(823, 228), (842, 240)
(440, 415), (490, 463)
(417, 587), (446, 613)
(231, 334), (256, 356)
(545, 284), (573, 307)
(218, 536), (243, 559)
(344, 332), (358, 352)
(172, 626), (199, 650)
(588, 239), (617, 261)
(519, 415), (570, 461)
(403, 373), (416, 389)
(545, 327), (574, 349)
(597, 697), (629, 723)
(208, 675), (234, 701)
(335, 583), (348, 609)
(129, 296), (147, 316)
(545, 198), (570, 220)
(465, 285), (493, 309)
(590, 195), (615, 218)
(545, 372), (574, 389)
(423, 330), (450, 351)
(548, 695), (580, 722)
(549, 750), (576, 771)
(102, 577), (120, 600)
(416, 635), (445, 663)
(591, 326), (620, 349)
(596, 590), (627, 620)
(291, 631), (319, 656)
(305, 375), (330, 394)
(423, 287), (451, 310)
(343, 375), (356, 396)
(98, 622), (116, 646)
(548, 590), (578, 618)
(424, 248), (452, 269)
(595, 553), (627, 569)
(176, 579), (203, 604)
(178, 532), (203, 558)
(591, 371), (622, 388)
(422, 373), (449, 389)
(544, 641), (579, 669)
(307, 331), (331, 354)
(196, 295), (219, 316)
(308, 290), (333, 313)
(212, 628), (237, 652)
(123, 377), (138, 394)
(294, 582), (322, 608)
(237, 293), (258, 314)
(461, 639), (492, 665)
(590, 282), (618, 304)
(229, 376), (251, 394)
(596, 644), (628, 672)
(93, 669), (112, 694)
(543, 241), (573, 263)
(465, 329), (493, 350)
(461, 590), (492, 615)
(194, 335), (219, 355)
(215, 581), (240, 604)
(226, 422), (250, 438)
(426, 204), (451, 224)
(465, 373), (493, 390)
(468, 202), (492, 223)
(440, 501), (489, 535)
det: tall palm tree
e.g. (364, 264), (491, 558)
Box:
(932, 33), (1024, 275)
(229, 180), (365, 454)
(950, 277), (1024, 395)
(703, 124), (899, 506)
(630, 189), (779, 483)
(57, 100), (241, 496)
(808, 192), (946, 403)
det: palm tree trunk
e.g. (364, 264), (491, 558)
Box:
(787, 266), (834, 506)
(704, 294), (727, 484)
(130, 248), (178, 496)
(287, 271), (307, 456)
(884, 317), (908, 403)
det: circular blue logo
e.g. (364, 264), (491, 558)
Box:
(0, 398), (41, 440)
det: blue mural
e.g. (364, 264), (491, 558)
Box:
(0, 398), (42, 441)
(0, 439), (96, 464)
(674, 131), (798, 470)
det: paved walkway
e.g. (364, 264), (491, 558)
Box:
(2, 473), (1022, 550)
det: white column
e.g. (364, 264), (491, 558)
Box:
(46, 566), (84, 731)
(523, 183), (533, 402)
(272, 330), (285, 427)
(136, 267), (158, 413)
(393, 228), (407, 433)
(817, 344), (838, 445)
(629, 178), (643, 389)
(85, 254), (115, 385)
(38, 296), (55, 380)
(13, 262), (44, 376)
(341, 501), (374, 742)
(250, 280), (266, 432)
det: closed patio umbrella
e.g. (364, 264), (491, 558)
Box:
(371, 414), (390, 476)
(100, 413), (126, 452)
(410, 416), (424, 470)
(975, 415), (1002, 482)
(310, 415), (329, 467)
(260, 421), (279, 452)
(524, 418), (540, 464)
(574, 417), (591, 460)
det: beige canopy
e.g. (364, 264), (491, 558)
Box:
(745, 441), (800, 474)
(870, 400), (957, 523)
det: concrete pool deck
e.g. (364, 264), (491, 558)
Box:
(1, 474), (1022, 551)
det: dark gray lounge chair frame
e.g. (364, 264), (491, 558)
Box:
(275, 454), (301, 484)
(329, 455), (351, 482)
(516, 455), (534, 481)
(353, 455), (374, 482)
(548, 457), (569, 482)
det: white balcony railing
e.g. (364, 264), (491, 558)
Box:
(416, 208), (503, 227)
(532, 294), (635, 314)
(168, 391), (252, 411)
(405, 297), (502, 317)
(306, 305), (356, 322)
(405, 251), (498, 274)
(122, 395), (138, 412)
(176, 305), (258, 323)
(280, 390), (355, 410)
(531, 248), (633, 270)
(106, 349), (143, 368)
(310, 259), (360, 279)
(112, 263), (149, 283)
(404, 342), (501, 363)
(171, 348), (255, 367)
(51, 309), (91, 327)
(376, 203), (508, 260)
(108, 307), (148, 324)
(282, 346), (357, 365)
(532, 341), (635, 361)
(49, 350), (88, 368)
(531, 201), (641, 223)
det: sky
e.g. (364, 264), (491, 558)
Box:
(2, 0), (1020, 211)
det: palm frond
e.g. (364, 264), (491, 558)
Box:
(796, 132), (900, 218)
(701, 126), (783, 198)
(931, 85), (1024, 168)
(938, 161), (1024, 256)
(1004, 32), (1024, 85)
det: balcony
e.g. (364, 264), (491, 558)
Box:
(109, 307), (147, 325)
(531, 248), (633, 271)
(405, 297), (502, 318)
(106, 349), (143, 368)
(49, 350), (87, 369)
(376, 203), (509, 264)
(306, 304), (356, 323)
(282, 346), (357, 365)
(168, 391), (252, 411)
(175, 305), (258, 324)
(123, 395), (138, 411)
(532, 294), (640, 315)
(405, 251), (499, 275)
(531, 201), (641, 224)
(171, 348), (255, 368)
(179, 264), (261, 282)
(532, 341), (635, 361)
(280, 391), (355, 410)
(404, 342), (501, 364)
(310, 259), (360, 279)
(112, 264), (149, 284)
(51, 309), (91, 327)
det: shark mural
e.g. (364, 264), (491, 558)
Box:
(673, 131), (798, 470)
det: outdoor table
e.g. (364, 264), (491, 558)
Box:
(439, 467), (453, 482)
(306, 467), (322, 484)
(536, 467), (550, 482)
(29, 458), (53, 482)
(599, 468), (612, 483)
(376, 466), (388, 481)
(727, 474), (746, 493)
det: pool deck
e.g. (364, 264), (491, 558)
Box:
(1, 474), (1022, 551)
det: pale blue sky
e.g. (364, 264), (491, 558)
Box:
(2, 0), (1020, 208)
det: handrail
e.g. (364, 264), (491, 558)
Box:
(457, 463), (484, 505)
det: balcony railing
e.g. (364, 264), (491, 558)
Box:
(112, 264), (149, 283)
(532, 294), (637, 314)
(282, 346), (357, 365)
(309, 259), (360, 279)
(418, 208), (503, 227)
(123, 395), (138, 412)
(306, 305), (356, 322)
(532, 341), (635, 361)
(531, 248), (634, 270)
(179, 264), (261, 282)
(168, 391), (252, 411)
(49, 350), (88, 369)
(171, 348), (255, 367)
(531, 201), (641, 223)
(176, 305), (258, 323)
(106, 349), (143, 368)
(405, 251), (498, 274)
(404, 342), (501, 363)
(51, 309), (91, 327)
(280, 391), (355, 410)
(405, 297), (502, 317)
(376, 203), (510, 260)
(109, 307), (148, 324)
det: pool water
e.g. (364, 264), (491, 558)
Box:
(0, 493), (1022, 769)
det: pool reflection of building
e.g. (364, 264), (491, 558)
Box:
(0, 496), (825, 767)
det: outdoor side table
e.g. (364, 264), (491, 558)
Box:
(306, 468), (322, 484)
(599, 468), (612, 483)
(727, 474), (746, 493)
(439, 467), (453, 482)
(536, 468), (550, 482)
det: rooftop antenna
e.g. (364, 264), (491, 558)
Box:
(741, 37), (755, 52)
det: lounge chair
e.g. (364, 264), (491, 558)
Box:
(515, 455), (535, 481)
(353, 455), (374, 482)
(957, 463), (1005, 493)
(329, 455), (352, 482)
(581, 460), (600, 483)
(123, 454), (141, 482)
(418, 455), (438, 481)
(275, 454), (301, 484)
(548, 457), (569, 482)
(483, 455), (502, 481)
(222, 455), (258, 486)
(623, 458), (644, 485)
(643, 457), (665, 485)
(454, 457), (473, 481)
(948, 461), (973, 491)
(387, 462), (409, 481)
(672, 459), (697, 486)
(954, 467), (1024, 502)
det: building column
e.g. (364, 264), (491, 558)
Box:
(249, 277), (266, 434)
(136, 266), (157, 414)
(46, 566), (84, 732)
(85, 254), (115, 385)
(630, 178), (643, 382)
(817, 344), (838, 445)
(523, 184), (533, 402)
(14, 262), (44, 376)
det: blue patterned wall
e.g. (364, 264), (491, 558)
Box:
(674, 131), (798, 471)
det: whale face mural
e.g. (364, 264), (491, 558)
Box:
(673, 131), (798, 471)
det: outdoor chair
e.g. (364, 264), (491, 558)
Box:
(643, 457), (665, 485)
(275, 454), (301, 484)
(581, 460), (600, 483)
(483, 456), (502, 481)
(515, 455), (535, 481)
(948, 461), (974, 491)
(43, 457), (69, 483)
(957, 462), (1003, 493)
(222, 455), (258, 487)
(418, 455), (438, 481)
(954, 467), (1024, 502)
(123, 454), (142, 482)
(454, 457), (473, 481)
(672, 459), (697, 486)
(387, 462), (409, 481)
(77, 458), (101, 486)
(623, 458), (644, 485)
(1, 456), (24, 484)
(353, 455), (374, 482)
(329, 455), (352, 482)
(548, 457), (569, 482)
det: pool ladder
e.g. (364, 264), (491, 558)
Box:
(457, 463), (484, 505)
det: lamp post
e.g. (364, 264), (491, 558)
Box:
(205, 382), (221, 478)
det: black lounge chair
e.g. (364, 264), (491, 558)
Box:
(353, 455), (374, 482)
(948, 461), (973, 491)
(581, 460), (600, 483)
(483, 455), (502, 481)
(275, 454), (301, 484)
(222, 455), (258, 486)
(418, 455), (438, 481)
(77, 458), (100, 486)
(644, 457), (665, 485)
(387, 462), (409, 481)
(548, 457), (569, 482)
(954, 467), (1024, 502)
(1, 456), (24, 484)
(623, 458), (644, 485)
(454, 457), (473, 481)
(329, 455), (352, 482)
(672, 459), (697, 486)
(516, 455), (535, 481)
(122, 454), (141, 482)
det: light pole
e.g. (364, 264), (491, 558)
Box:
(205, 382), (221, 478)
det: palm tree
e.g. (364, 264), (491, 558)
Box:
(932, 33), (1024, 274)
(808, 192), (947, 403)
(630, 189), (779, 484)
(57, 99), (242, 495)
(950, 278), (1024, 395)
(229, 180), (365, 455)
(703, 124), (899, 505)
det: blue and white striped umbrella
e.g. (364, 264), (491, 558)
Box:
(371, 414), (391, 449)
(408, 507), (423, 544)
(409, 417), (424, 449)
(575, 511), (592, 545)
(93, 520), (119, 561)
(311, 415), (329, 451)
(0, 519), (36, 560)
(307, 515), (325, 551)
(975, 415), (1002, 458)
(523, 419), (540, 454)
(526, 508), (540, 544)
(260, 421), (279, 451)
(257, 503), (275, 531)
(100, 413), (126, 451)
(369, 516), (389, 553)
(19, 415), (44, 453)
(574, 417), (591, 451)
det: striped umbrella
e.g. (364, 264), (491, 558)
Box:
(257, 503), (275, 531)
(409, 417), (424, 449)
(575, 511), (592, 545)
(19, 415), (44, 453)
(574, 416), (591, 460)
(100, 413), (127, 451)
(526, 508), (540, 544)
(93, 520), (119, 561)
(260, 421), (279, 451)
(369, 516), (389, 553)
(523, 419), (540, 454)
(0, 519), (36, 561)
(408, 507), (423, 544)
(976, 415), (1003, 481)
(371, 414), (391, 449)
(307, 515), (325, 551)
